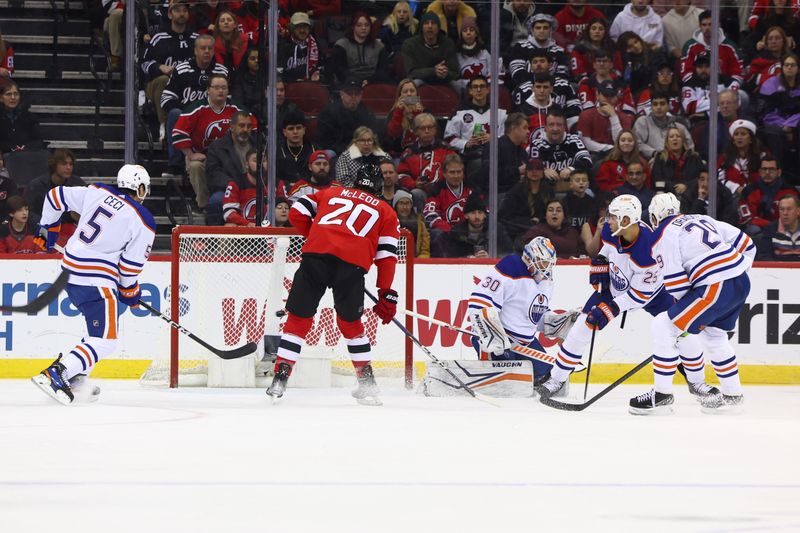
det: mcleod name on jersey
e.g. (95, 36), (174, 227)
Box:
(468, 255), (553, 346)
(599, 222), (663, 312)
(290, 187), (400, 289)
(39, 184), (156, 289)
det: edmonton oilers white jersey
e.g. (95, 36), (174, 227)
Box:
(599, 222), (664, 312)
(468, 255), (553, 346)
(39, 184), (156, 289)
(650, 214), (755, 300)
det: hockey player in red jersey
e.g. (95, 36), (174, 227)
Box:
(267, 164), (401, 406)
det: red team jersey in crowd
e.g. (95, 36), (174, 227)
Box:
(289, 186), (400, 289)
(172, 101), (254, 152)
(223, 178), (288, 225)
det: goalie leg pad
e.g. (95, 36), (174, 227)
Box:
(420, 359), (535, 398)
(469, 307), (512, 356)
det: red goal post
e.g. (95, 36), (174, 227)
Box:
(160, 226), (414, 388)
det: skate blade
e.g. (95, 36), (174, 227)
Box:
(700, 404), (744, 415)
(356, 396), (383, 407)
(628, 405), (674, 416)
(266, 391), (283, 405)
(31, 375), (73, 405)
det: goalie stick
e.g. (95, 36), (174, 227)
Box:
(0, 269), (70, 313)
(539, 355), (653, 412)
(364, 289), (502, 407)
(139, 301), (257, 360)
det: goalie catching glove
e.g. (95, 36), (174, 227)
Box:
(470, 307), (512, 356)
(373, 288), (398, 324)
(118, 282), (141, 308)
(542, 310), (581, 341)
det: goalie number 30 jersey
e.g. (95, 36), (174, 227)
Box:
(599, 222), (664, 312)
(468, 255), (553, 346)
(39, 184), (156, 289)
(650, 214), (755, 300)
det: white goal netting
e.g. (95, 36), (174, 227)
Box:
(140, 227), (413, 387)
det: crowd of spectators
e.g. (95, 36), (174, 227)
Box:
(3, 0), (800, 262)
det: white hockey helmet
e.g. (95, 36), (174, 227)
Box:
(117, 164), (151, 198)
(608, 194), (642, 236)
(522, 236), (557, 282)
(649, 192), (682, 228)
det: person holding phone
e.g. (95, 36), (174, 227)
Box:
(384, 78), (426, 156)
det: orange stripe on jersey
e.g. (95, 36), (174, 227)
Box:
(666, 277), (689, 287)
(674, 283), (720, 331)
(737, 236), (752, 254)
(118, 264), (142, 274)
(468, 298), (490, 307)
(102, 287), (118, 339)
(691, 252), (737, 282)
(49, 188), (62, 210)
(63, 258), (119, 278)
(75, 344), (93, 367)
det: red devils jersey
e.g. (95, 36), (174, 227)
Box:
(172, 100), (253, 152)
(223, 178), (288, 225)
(290, 186), (400, 289)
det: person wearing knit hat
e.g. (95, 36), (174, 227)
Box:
(425, 0), (477, 38)
(393, 189), (431, 257)
(401, 5), (460, 84)
(728, 119), (756, 138)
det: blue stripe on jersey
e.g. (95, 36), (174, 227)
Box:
(65, 269), (119, 284)
(505, 327), (534, 341)
(627, 290), (646, 304)
(664, 271), (687, 280)
(70, 350), (87, 371)
(713, 355), (736, 367)
(46, 190), (59, 211)
(693, 254), (745, 286)
(65, 249), (121, 271)
(689, 246), (735, 277)
(471, 291), (502, 309)
(120, 255), (144, 268)
(58, 186), (68, 212)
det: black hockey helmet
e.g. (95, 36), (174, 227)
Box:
(352, 163), (383, 195)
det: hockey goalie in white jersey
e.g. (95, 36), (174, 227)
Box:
(466, 236), (572, 384)
(535, 194), (706, 400)
(31, 165), (155, 404)
(631, 193), (755, 414)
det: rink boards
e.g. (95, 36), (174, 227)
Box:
(0, 256), (798, 383)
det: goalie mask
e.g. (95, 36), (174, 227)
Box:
(117, 164), (151, 198)
(522, 236), (557, 282)
(352, 164), (383, 195)
(649, 192), (681, 228)
(608, 194), (641, 236)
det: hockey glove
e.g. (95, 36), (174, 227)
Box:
(373, 288), (398, 325)
(589, 255), (610, 293)
(586, 300), (620, 331)
(118, 282), (141, 308)
(34, 224), (61, 252)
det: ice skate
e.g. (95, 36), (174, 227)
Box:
(628, 389), (674, 415)
(700, 393), (744, 415)
(70, 374), (101, 403)
(31, 355), (74, 405)
(534, 373), (568, 399)
(266, 362), (291, 403)
(686, 380), (720, 402)
(352, 364), (382, 406)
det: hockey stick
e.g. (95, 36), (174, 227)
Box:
(583, 325), (597, 401)
(540, 355), (653, 412)
(139, 301), (257, 360)
(396, 307), (558, 366)
(365, 290), (502, 407)
(0, 269), (70, 313)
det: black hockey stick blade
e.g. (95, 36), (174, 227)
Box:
(139, 301), (257, 360)
(540, 356), (653, 412)
(0, 269), (70, 313)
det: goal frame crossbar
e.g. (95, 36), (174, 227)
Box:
(169, 226), (415, 388)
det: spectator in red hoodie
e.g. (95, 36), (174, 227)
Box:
(0, 195), (39, 254)
(213, 10), (250, 76)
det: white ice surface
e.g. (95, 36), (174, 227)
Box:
(1, 380), (799, 533)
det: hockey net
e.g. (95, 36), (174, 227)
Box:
(140, 226), (414, 388)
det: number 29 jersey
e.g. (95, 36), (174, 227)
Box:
(290, 186), (401, 285)
(650, 214), (755, 300)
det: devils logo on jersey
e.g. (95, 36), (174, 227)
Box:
(529, 293), (549, 324)
(609, 262), (630, 292)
